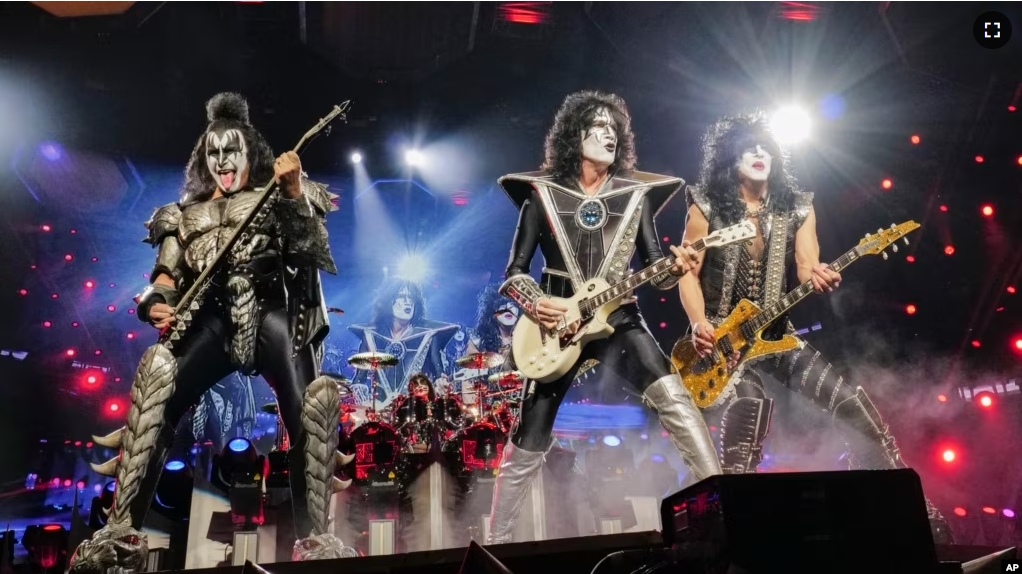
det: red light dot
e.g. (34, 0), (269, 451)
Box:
(662, 236), (670, 242)
(42, 321), (51, 328)
(659, 322), (667, 328)
(94, 349), (102, 356)
(954, 507), (967, 517)
(84, 281), (95, 289)
(30, 265), (36, 270)
(128, 309), (135, 315)
(142, 273), (149, 279)
(51, 293), (58, 299)
(71, 321), (79, 327)
(971, 340), (981, 348)
(1010, 105), (1018, 112)
(70, 229), (77, 234)
(906, 255), (915, 263)
(65, 349), (75, 357)
(76, 481), (85, 489)
(975, 155), (985, 163)
(905, 304), (917, 315)
(109, 283), (115, 288)
(109, 403), (119, 412)
(86, 376), (97, 385)
(660, 297), (667, 302)
(107, 305), (116, 312)
(114, 377), (121, 382)
(64, 254), (73, 261)
(937, 394), (948, 402)
(63, 479), (72, 487)
(944, 245), (955, 256)
(74, 441), (82, 446)
(41, 224), (51, 232)
(126, 332), (135, 339)
(979, 395), (993, 408)
(880, 178), (893, 190)
(983, 506), (996, 514)
(1014, 338), (1022, 350)
(981, 205), (994, 217)
(18, 289), (27, 296)
(939, 205), (948, 212)
(910, 135), (920, 144)
(942, 449), (956, 462)
(86, 442), (93, 448)
(1008, 286), (1016, 294)
(1017, 156), (1022, 166)
(91, 257), (98, 262)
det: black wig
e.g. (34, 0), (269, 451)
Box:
(472, 283), (516, 353)
(695, 112), (800, 225)
(181, 93), (276, 205)
(370, 278), (428, 333)
(541, 90), (637, 184)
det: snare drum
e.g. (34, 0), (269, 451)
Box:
(441, 422), (507, 479)
(348, 422), (404, 485)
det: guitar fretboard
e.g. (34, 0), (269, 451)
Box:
(741, 245), (861, 337)
(580, 237), (709, 317)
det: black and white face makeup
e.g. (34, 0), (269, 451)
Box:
(580, 107), (617, 167)
(392, 287), (415, 321)
(494, 302), (520, 327)
(206, 128), (250, 193)
(411, 379), (430, 398)
(737, 144), (772, 182)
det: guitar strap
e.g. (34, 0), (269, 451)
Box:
(762, 211), (790, 308)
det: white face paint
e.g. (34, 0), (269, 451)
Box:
(737, 144), (772, 182)
(206, 129), (250, 193)
(494, 303), (520, 327)
(392, 287), (415, 321)
(411, 380), (430, 398)
(580, 107), (617, 167)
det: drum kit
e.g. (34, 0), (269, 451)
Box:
(260, 350), (526, 485)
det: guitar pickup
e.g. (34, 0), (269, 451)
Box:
(718, 335), (735, 357)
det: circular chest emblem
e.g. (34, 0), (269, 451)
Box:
(576, 199), (608, 231)
(384, 341), (407, 361)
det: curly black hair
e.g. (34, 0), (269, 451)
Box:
(181, 93), (276, 205)
(695, 111), (800, 224)
(472, 283), (516, 353)
(541, 90), (637, 183)
(407, 373), (436, 402)
(370, 278), (427, 333)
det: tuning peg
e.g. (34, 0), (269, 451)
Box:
(890, 223), (896, 228)
(865, 233), (871, 239)
(891, 244), (898, 253)
(903, 238), (909, 246)
(882, 251), (889, 260)
(877, 228), (884, 233)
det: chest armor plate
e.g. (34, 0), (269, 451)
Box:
(178, 192), (273, 273)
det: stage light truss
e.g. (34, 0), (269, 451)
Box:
(953, 380), (1020, 402)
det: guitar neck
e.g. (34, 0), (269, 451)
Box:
(584, 237), (709, 310)
(746, 245), (861, 333)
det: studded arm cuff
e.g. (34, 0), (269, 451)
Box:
(499, 274), (545, 318)
(135, 284), (181, 324)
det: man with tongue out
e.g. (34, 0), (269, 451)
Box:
(70, 93), (355, 573)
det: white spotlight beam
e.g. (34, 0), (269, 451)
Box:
(771, 106), (811, 145)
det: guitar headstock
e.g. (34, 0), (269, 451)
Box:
(703, 220), (757, 249)
(857, 220), (920, 259)
(294, 101), (351, 152)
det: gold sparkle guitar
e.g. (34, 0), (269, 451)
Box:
(671, 221), (920, 409)
(512, 221), (756, 383)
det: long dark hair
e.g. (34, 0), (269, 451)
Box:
(472, 283), (515, 353)
(407, 373), (436, 402)
(695, 112), (800, 224)
(542, 90), (637, 184)
(370, 279), (427, 333)
(181, 93), (276, 205)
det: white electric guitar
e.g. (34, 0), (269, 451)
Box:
(511, 221), (756, 383)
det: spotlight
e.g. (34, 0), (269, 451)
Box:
(154, 458), (192, 520)
(1005, 509), (1016, 518)
(770, 106), (811, 145)
(906, 255), (916, 263)
(976, 392), (994, 409)
(937, 394), (948, 402)
(395, 253), (429, 283)
(21, 524), (69, 571)
(942, 449), (956, 463)
(350, 152), (362, 164)
(910, 135), (921, 145)
(1008, 286), (1017, 294)
(982, 506), (996, 514)
(939, 205), (948, 212)
(1013, 337), (1022, 352)
(971, 340), (981, 348)
(881, 178), (893, 190)
(214, 438), (265, 527)
(975, 155), (985, 163)
(404, 149), (424, 167)
(981, 204), (994, 217)
(602, 435), (622, 447)
(1017, 155), (1022, 166)
(944, 245), (955, 256)
(905, 304), (917, 315)
(953, 507), (967, 517)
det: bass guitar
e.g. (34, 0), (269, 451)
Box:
(670, 221), (919, 409)
(512, 220), (756, 383)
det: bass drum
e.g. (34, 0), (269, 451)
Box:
(348, 421), (404, 486)
(441, 422), (507, 480)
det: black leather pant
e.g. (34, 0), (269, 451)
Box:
(128, 305), (318, 537)
(511, 304), (673, 452)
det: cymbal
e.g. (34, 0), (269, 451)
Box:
(456, 352), (504, 370)
(321, 372), (353, 395)
(347, 351), (398, 369)
(487, 370), (525, 387)
(260, 403), (279, 415)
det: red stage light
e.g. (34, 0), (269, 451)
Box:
(937, 394), (948, 402)
(84, 281), (94, 289)
(64, 254), (73, 261)
(939, 205), (948, 212)
(659, 322), (668, 329)
(74, 441), (81, 446)
(50, 293), (58, 299)
(1008, 286), (1016, 294)
(881, 178), (893, 190)
(86, 442), (93, 448)
(128, 309), (135, 315)
(1017, 156), (1022, 166)
(981, 205), (994, 217)
(70, 229), (77, 234)
(91, 257), (98, 262)
(109, 283), (115, 287)
(107, 305), (116, 312)
(1014, 338), (1022, 351)
(944, 245), (955, 256)
(18, 289), (27, 296)
(975, 155), (985, 163)
(910, 135), (920, 144)
(94, 350), (101, 356)
(109, 402), (120, 413)
(1010, 105), (1018, 112)
(954, 507), (967, 517)
(978, 394), (993, 408)
(126, 332), (135, 339)
(905, 304), (917, 315)
(942, 449), (956, 462)
(983, 506), (996, 514)
(971, 340), (981, 348)
(663, 236), (670, 242)
(30, 264), (36, 270)
(42, 321), (51, 328)
(86, 375), (97, 385)
(62, 479), (71, 487)
(906, 255), (916, 263)
(65, 349), (75, 357)
(660, 297), (667, 302)
(114, 377), (121, 382)
(76, 481), (85, 489)
(71, 321), (79, 327)
(41, 224), (51, 232)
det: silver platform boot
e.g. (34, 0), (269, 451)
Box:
(642, 374), (722, 481)
(485, 438), (556, 545)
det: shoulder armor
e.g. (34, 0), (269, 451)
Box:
(143, 203), (182, 246)
(685, 186), (712, 220)
(792, 191), (814, 227)
(300, 177), (338, 215)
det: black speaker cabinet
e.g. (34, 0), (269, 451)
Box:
(660, 469), (939, 573)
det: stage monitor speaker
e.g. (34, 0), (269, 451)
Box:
(660, 469), (939, 573)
